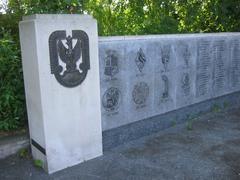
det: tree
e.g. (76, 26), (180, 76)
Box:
(0, 0), (240, 131)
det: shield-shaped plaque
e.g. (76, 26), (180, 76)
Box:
(49, 30), (90, 87)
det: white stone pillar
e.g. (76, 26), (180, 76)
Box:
(19, 14), (102, 174)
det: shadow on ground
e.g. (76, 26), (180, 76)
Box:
(1, 108), (240, 180)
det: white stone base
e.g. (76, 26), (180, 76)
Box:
(19, 14), (102, 174)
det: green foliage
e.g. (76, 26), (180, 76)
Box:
(186, 120), (193, 131)
(171, 120), (177, 127)
(175, 0), (240, 32)
(4, 0), (239, 37)
(8, 0), (84, 15)
(223, 101), (229, 109)
(34, 159), (43, 168)
(86, 0), (179, 35)
(211, 104), (221, 113)
(18, 148), (29, 158)
(0, 0), (239, 131)
(86, 0), (240, 35)
(186, 115), (198, 131)
(0, 32), (26, 131)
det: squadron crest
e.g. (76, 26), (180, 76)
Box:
(104, 50), (119, 78)
(49, 30), (90, 87)
(135, 48), (146, 73)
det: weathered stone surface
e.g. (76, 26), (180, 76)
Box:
(195, 38), (213, 102)
(212, 38), (229, 97)
(126, 40), (155, 123)
(229, 35), (240, 92)
(153, 39), (176, 114)
(99, 33), (240, 131)
(175, 39), (197, 108)
(99, 41), (128, 130)
(19, 14), (103, 174)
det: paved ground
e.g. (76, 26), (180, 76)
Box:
(1, 108), (240, 180)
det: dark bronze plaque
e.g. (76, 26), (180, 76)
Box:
(132, 82), (149, 105)
(181, 73), (190, 96)
(49, 30), (90, 87)
(135, 48), (146, 73)
(161, 45), (171, 72)
(102, 87), (121, 112)
(161, 75), (169, 99)
(104, 50), (119, 78)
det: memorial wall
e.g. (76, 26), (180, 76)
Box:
(99, 33), (240, 131)
(19, 15), (240, 173)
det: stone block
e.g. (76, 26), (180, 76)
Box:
(99, 41), (128, 130)
(19, 14), (102, 173)
(175, 39), (197, 108)
(153, 40), (176, 114)
(195, 37), (214, 103)
(229, 35), (240, 92)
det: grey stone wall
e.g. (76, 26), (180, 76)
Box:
(99, 33), (240, 131)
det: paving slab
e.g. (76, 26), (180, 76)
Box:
(0, 107), (240, 180)
(0, 133), (29, 160)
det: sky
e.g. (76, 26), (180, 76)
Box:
(0, 0), (8, 14)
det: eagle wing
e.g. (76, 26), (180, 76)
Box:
(72, 39), (81, 62)
(58, 40), (68, 63)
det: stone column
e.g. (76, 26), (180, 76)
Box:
(19, 14), (102, 174)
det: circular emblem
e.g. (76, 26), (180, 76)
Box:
(102, 87), (121, 111)
(132, 82), (149, 105)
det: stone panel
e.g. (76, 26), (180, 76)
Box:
(154, 40), (176, 114)
(195, 38), (213, 102)
(99, 33), (240, 131)
(229, 37), (240, 92)
(175, 39), (197, 108)
(99, 41), (127, 130)
(212, 39), (229, 97)
(125, 40), (155, 123)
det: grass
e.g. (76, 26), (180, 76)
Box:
(211, 104), (221, 113)
(18, 148), (28, 158)
(186, 115), (198, 131)
(186, 120), (193, 131)
(171, 120), (177, 127)
(34, 159), (43, 168)
(223, 102), (229, 109)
